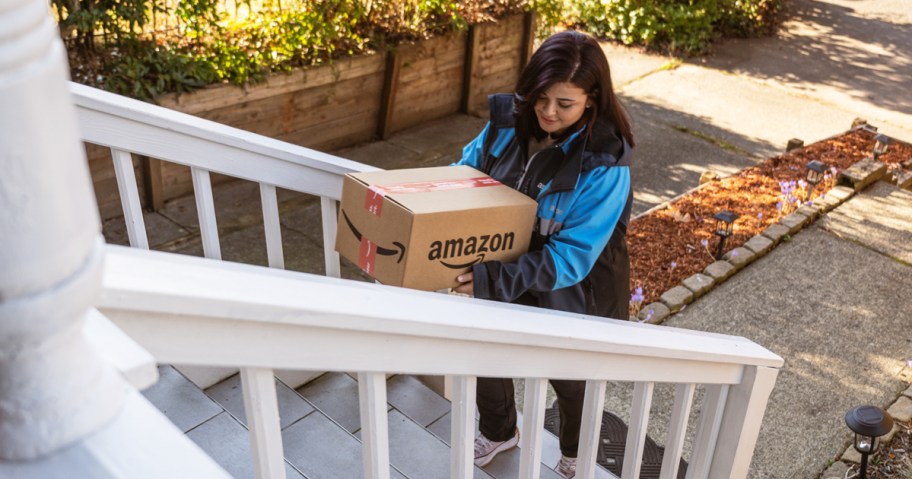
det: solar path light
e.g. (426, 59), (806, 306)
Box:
(844, 405), (893, 479)
(805, 160), (827, 202)
(713, 211), (738, 260)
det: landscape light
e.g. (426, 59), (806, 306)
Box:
(872, 134), (890, 160)
(713, 211), (738, 260)
(844, 405), (893, 479)
(805, 160), (827, 201)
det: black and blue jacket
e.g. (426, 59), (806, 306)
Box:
(454, 94), (633, 319)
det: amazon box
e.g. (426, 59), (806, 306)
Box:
(335, 165), (537, 291)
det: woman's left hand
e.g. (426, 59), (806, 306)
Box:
(454, 272), (474, 296)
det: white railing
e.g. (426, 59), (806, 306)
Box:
(74, 83), (783, 479)
(71, 81), (378, 274)
(99, 245), (782, 479)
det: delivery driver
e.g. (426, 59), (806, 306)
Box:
(452, 30), (635, 478)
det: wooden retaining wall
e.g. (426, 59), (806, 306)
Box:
(87, 13), (534, 220)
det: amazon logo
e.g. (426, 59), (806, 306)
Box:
(341, 211), (405, 263)
(428, 232), (516, 269)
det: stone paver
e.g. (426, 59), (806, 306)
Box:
(779, 211), (810, 234)
(205, 374), (314, 430)
(796, 204), (820, 221)
(743, 235), (774, 256)
(659, 285), (693, 313)
(825, 186), (854, 204)
(760, 223), (789, 244)
(637, 302), (671, 324)
(821, 460), (848, 479)
(839, 158), (887, 191)
(681, 273), (714, 298)
(142, 365), (223, 433)
(820, 182), (912, 264)
(722, 246), (756, 269)
(888, 396), (912, 422)
(703, 260), (736, 282)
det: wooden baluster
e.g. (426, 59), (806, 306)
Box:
(191, 167), (221, 259)
(450, 375), (477, 479)
(622, 381), (654, 479)
(576, 380), (607, 479)
(240, 367), (286, 479)
(687, 384), (729, 478)
(519, 378), (547, 479)
(321, 197), (341, 278)
(259, 183), (284, 269)
(660, 383), (696, 479)
(111, 148), (149, 249)
(358, 372), (391, 479)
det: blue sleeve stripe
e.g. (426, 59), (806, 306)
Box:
(490, 128), (515, 158)
(453, 122), (491, 168)
(545, 166), (631, 290)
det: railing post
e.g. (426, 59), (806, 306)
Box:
(707, 366), (779, 478)
(1, 3), (228, 476)
(0, 0), (126, 458)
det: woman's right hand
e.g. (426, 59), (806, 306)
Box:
(454, 272), (474, 296)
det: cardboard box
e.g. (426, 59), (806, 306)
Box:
(335, 165), (537, 291)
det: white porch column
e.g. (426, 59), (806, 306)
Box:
(0, 0), (127, 459)
(0, 2), (227, 477)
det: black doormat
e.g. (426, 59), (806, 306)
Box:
(542, 407), (687, 478)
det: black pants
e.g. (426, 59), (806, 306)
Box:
(477, 377), (586, 458)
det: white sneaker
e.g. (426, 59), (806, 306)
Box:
(473, 428), (519, 467)
(556, 455), (576, 478)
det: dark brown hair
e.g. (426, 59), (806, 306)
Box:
(513, 30), (635, 147)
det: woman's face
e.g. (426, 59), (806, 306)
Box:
(534, 82), (590, 137)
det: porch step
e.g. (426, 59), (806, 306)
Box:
(143, 366), (614, 478)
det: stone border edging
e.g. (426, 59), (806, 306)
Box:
(634, 133), (893, 325)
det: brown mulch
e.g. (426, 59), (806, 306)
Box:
(864, 419), (912, 478)
(628, 128), (912, 315)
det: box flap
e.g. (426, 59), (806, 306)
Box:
(349, 165), (535, 214)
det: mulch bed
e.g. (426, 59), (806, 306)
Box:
(866, 419), (912, 478)
(628, 127), (912, 314)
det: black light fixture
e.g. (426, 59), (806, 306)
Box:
(713, 211), (738, 260)
(845, 405), (893, 479)
(873, 134), (891, 161)
(805, 160), (827, 201)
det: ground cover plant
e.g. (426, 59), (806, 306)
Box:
(626, 128), (912, 316)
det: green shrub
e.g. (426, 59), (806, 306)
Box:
(576, 0), (781, 55)
(58, 0), (781, 100)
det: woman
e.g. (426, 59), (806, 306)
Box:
(452, 30), (635, 478)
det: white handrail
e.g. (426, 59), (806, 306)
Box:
(71, 82), (377, 198)
(98, 245), (782, 478)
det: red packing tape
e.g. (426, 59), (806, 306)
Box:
(363, 177), (501, 216)
(358, 237), (377, 275)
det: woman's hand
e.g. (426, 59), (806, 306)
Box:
(454, 272), (474, 296)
